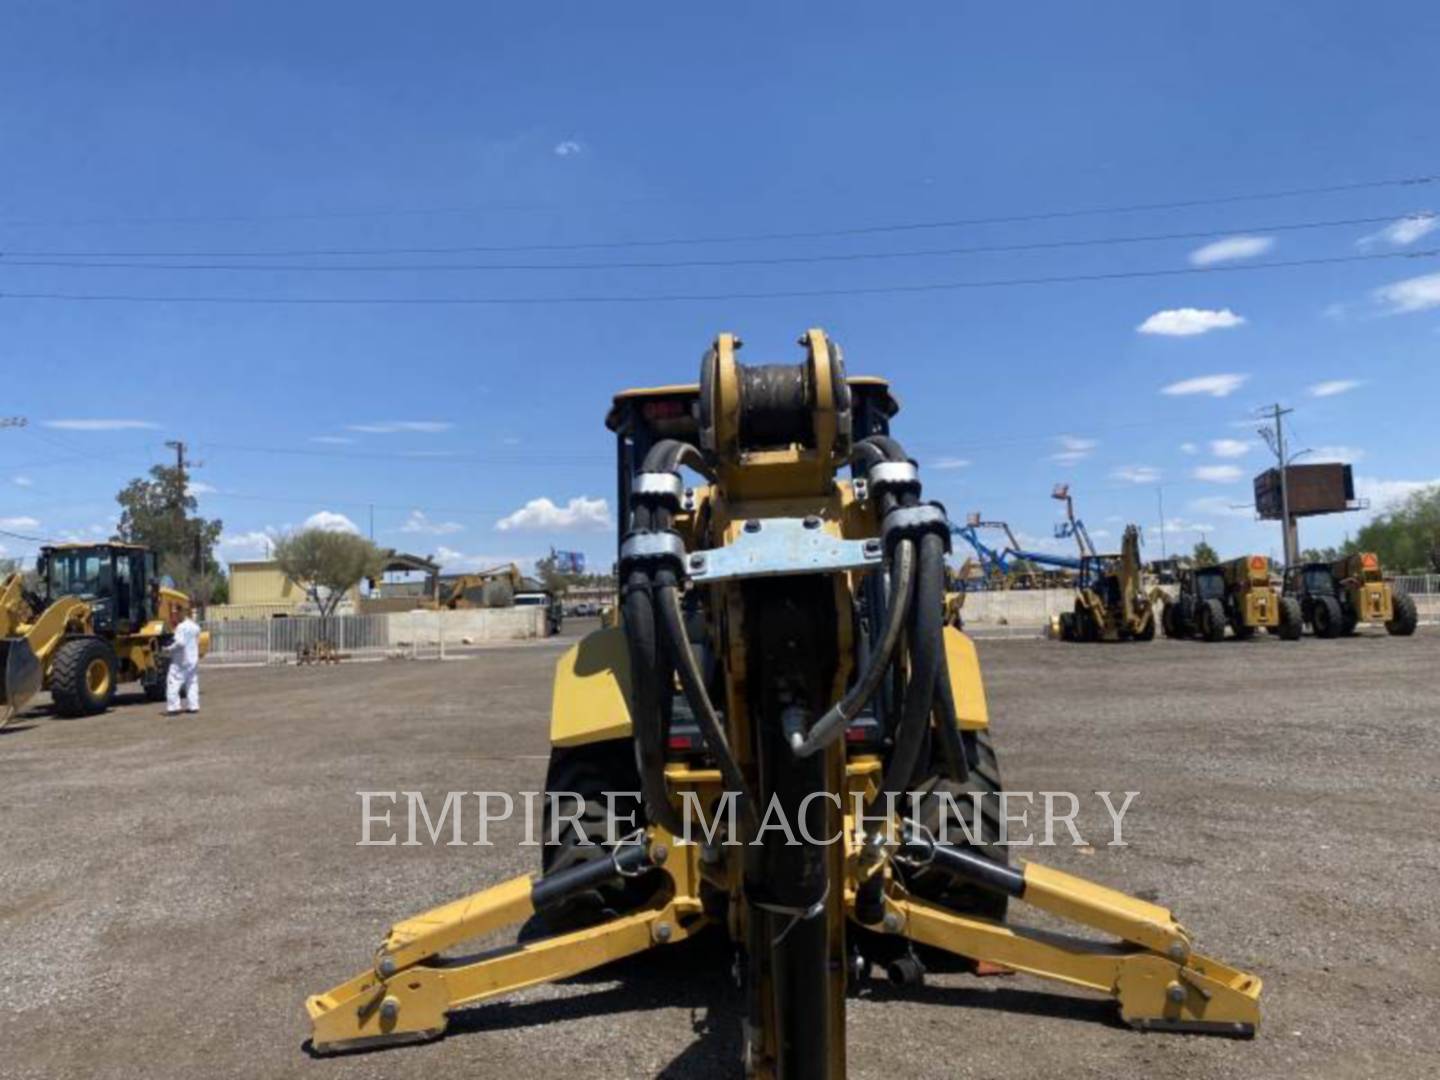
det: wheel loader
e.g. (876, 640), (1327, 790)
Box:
(1162, 555), (1302, 642)
(1283, 552), (1417, 638)
(1053, 524), (1157, 642)
(0, 542), (196, 726)
(307, 331), (1261, 1075)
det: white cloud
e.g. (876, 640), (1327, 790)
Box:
(930, 457), (972, 470)
(0, 515), (40, 530)
(1179, 442), (1198, 455)
(1359, 212), (1438, 248)
(1111, 465), (1161, 484)
(11, 475), (32, 487)
(1209, 438), (1252, 458)
(1188, 235), (1274, 266)
(1192, 464), (1243, 483)
(219, 530), (277, 556)
(310, 435), (357, 445)
(1049, 435), (1097, 465)
(400, 509), (463, 535)
(553, 140), (583, 157)
(186, 481), (217, 495)
(1161, 374), (1249, 398)
(1308, 379), (1364, 398)
(43, 419), (158, 431)
(1354, 475), (1440, 512)
(303, 510), (360, 534)
(1372, 272), (1440, 315)
(495, 495), (612, 532)
(1308, 445), (1364, 464)
(1137, 308), (1246, 337)
(1189, 495), (1256, 519)
(345, 421), (454, 434)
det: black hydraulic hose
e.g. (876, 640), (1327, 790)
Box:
(790, 538), (916, 758)
(871, 530), (947, 808)
(656, 582), (760, 838)
(622, 573), (687, 837)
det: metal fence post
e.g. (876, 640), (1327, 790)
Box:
(266, 618), (273, 663)
(438, 611), (445, 660)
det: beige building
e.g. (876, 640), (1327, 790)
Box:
(208, 559), (359, 621)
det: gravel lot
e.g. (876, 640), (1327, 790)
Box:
(3, 620), (1436, 1079)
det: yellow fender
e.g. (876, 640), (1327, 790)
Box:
(550, 626), (633, 747)
(552, 624), (988, 745)
(943, 625), (989, 730)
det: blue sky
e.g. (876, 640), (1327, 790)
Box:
(2, 1), (1437, 574)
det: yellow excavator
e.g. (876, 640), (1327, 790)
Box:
(433, 562), (524, 609)
(1, 542), (194, 726)
(307, 332), (1260, 1075)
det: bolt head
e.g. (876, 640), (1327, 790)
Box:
(377, 955), (397, 977)
(651, 843), (669, 865)
(882, 912), (902, 933)
(744, 519), (761, 533)
(379, 996), (400, 1022)
(803, 515), (821, 529)
(689, 553), (706, 570)
(1168, 941), (1188, 962)
(864, 538), (882, 555)
(1167, 984), (1186, 1004)
(655, 922), (673, 943)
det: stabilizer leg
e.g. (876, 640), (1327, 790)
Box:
(872, 830), (1261, 1035)
(307, 835), (705, 1054)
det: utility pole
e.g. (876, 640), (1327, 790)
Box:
(1155, 486), (1167, 561)
(1258, 404), (1296, 567)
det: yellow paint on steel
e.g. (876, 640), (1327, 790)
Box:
(85, 657), (111, 696)
(549, 626), (633, 747)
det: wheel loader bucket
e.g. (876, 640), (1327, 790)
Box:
(0, 637), (43, 721)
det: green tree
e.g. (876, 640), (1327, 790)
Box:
(115, 463), (224, 603)
(273, 528), (385, 616)
(1192, 539), (1220, 566)
(1351, 485), (1440, 572)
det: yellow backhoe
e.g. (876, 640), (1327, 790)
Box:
(307, 331), (1260, 1075)
(1, 542), (195, 726)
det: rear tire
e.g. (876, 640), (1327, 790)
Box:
(1312, 596), (1343, 638)
(909, 726), (1009, 922)
(1161, 603), (1179, 639)
(1198, 599), (1226, 642)
(1277, 596), (1304, 641)
(49, 637), (118, 717)
(1387, 589), (1418, 636)
(142, 657), (169, 702)
(538, 738), (655, 930)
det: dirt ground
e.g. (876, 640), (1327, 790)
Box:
(2, 620), (1437, 1079)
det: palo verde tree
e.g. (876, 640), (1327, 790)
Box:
(114, 463), (224, 603)
(272, 528), (386, 616)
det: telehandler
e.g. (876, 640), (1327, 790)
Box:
(1283, 552), (1417, 637)
(1, 542), (195, 726)
(1162, 555), (1302, 642)
(307, 331), (1261, 1075)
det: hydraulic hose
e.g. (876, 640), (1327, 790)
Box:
(656, 582), (760, 838)
(622, 572), (687, 837)
(871, 530), (947, 807)
(931, 635), (971, 782)
(790, 538), (915, 758)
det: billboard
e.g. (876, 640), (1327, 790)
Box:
(551, 549), (586, 575)
(1253, 463), (1357, 519)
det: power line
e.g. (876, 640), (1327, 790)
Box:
(1, 248), (1432, 307)
(1, 172), (1433, 255)
(0, 212), (1425, 272)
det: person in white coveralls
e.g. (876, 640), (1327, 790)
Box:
(165, 605), (202, 715)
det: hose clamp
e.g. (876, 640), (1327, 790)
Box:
(631, 471), (685, 510)
(618, 530), (688, 578)
(882, 502), (952, 554)
(867, 461), (921, 496)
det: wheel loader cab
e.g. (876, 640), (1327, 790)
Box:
(37, 543), (160, 635)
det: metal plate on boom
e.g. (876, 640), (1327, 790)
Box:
(687, 517), (882, 583)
